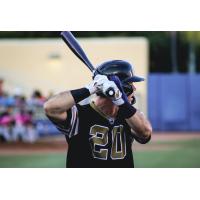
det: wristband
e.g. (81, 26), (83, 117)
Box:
(118, 102), (137, 119)
(70, 88), (90, 104)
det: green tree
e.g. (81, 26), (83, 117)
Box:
(181, 31), (200, 73)
(170, 31), (178, 73)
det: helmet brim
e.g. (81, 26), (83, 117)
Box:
(123, 76), (145, 83)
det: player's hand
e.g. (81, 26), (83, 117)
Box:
(85, 74), (120, 98)
(94, 75), (120, 97)
(92, 74), (124, 104)
(109, 75), (129, 106)
(85, 74), (110, 94)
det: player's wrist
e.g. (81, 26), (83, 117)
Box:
(118, 101), (137, 119)
(112, 97), (124, 106)
(85, 83), (97, 94)
(70, 88), (91, 104)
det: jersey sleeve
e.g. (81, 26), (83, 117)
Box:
(47, 105), (79, 138)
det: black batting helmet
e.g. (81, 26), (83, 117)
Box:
(94, 60), (144, 96)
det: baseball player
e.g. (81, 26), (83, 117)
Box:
(44, 60), (152, 168)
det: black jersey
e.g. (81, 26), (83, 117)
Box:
(49, 101), (135, 168)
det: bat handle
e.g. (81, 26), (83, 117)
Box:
(105, 87), (115, 98)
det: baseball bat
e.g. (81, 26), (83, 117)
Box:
(61, 31), (94, 72)
(61, 31), (115, 97)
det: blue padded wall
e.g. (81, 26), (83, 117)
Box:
(148, 75), (162, 130)
(148, 74), (200, 131)
(189, 75), (200, 130)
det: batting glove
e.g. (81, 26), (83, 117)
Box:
(85, 74), (110, 94)
(109, 75), (129, 106)
(109, 75), (137, 118)
(95, 75), (121, 98)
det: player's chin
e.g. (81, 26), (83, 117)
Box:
(128, 94), (136, 105)
(131, 96), (136, 105)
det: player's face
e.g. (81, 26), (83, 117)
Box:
(132, 83), (136, 93)
(128, 83), (136, 104)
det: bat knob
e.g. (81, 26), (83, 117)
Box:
(105, 87), (115, 98)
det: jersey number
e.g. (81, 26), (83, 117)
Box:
(89, 125), (126, 160)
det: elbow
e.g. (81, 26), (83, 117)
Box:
(145, 125), (152, 138)
(43, 101), (51, 116)
(141, 125), (152, 144)
(136, 125), (152, 144)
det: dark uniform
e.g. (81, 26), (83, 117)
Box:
(48, 60), (148, 167)
(49, 100), (135, 168)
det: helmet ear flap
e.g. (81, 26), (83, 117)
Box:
(131, 96), (136, 105)
(122, 84), (133, 96)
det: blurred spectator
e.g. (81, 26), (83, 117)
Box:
(27, 90), (46, 107)
(0, 106), (14, 142)
(12, 109), (38, 143)
(14, 95), (26, 109)
(25, 110), (38, 143)
(0, 85), (56, 144)
(0, 78), (5, 97)
(0, 94), (15, 108)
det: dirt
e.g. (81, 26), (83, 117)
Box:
(0, 138), (68, 155)
(151, 132), (200, 142)
(0, 132), (200, 155)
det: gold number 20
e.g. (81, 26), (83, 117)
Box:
(89, 125), (126, 160)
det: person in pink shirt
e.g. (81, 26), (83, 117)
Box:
(0, 106), (14, 142)
(12, 109), (38, 143)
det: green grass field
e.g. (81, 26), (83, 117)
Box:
(134, 139), (200, 168)
(0, 138), (200, 168)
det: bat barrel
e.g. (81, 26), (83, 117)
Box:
(61, 31), (115, 98)
(61, 31), (95, 72)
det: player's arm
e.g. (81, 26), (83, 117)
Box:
(109, 76), (152, 144)
(125, 111), (152, 144)
(44, 74), (109, 121)
(43, 91), (75, 121)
